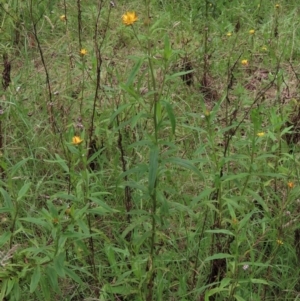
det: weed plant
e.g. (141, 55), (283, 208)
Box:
(1, 0), (300, 300)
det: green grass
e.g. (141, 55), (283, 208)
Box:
(1, 0), (300, 300)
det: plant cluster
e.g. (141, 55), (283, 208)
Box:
(0, 0), (300, 300)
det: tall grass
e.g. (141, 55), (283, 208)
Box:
(1, 0), (300, 300)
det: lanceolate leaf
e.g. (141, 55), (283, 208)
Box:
(149, 145), (159, 195)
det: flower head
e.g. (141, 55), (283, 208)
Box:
(72, 136), (83, 145)
(241, 59), (249, 66)
(60, 15), (66, 21)
(276, 239), (283, 245)
(261, 46), (268, 51)
(275, 4), (280, 9)
(226, 32), (232, 37)
(122, 12), (138, 26)
(80, 48), (88, 56)
(249, 29), (255, 35)
(287, 181), (294, 189)
(232, 218), (238, 225)
(204, 109), (210, 117)
(243, 264), (249, 271)
(257, 132), (265, 137)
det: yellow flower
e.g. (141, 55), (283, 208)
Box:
(249, 29), (255, 35)
(122, 12), (138, 26)
(275, 4), (280, 9)
(276, 239), (283, 245)
(65, 207), (71, 216)
(80, 49), (87, 56)
(261, 46), (268, 51)
(72, 136), (83, 145)
(226, 32), (232, 37)
(257, 132), (265, 137)
(287, 181), (294, 188)
(232, 218), (238, 225)
(204, 109), (210, 117)
(60, 15), (66, 21)
(241, 59), (249, 66)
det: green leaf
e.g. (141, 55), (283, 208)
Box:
(205, 253), (233, 261)
(168, 201), (196, 217)
(53, 253), (65, 278)
(0, 232), (11, 247)
(222, 173), (249, 182)
(163, 34), (172, 61)
(0, 279), (7, 301)
(149, 145), (159, 195)
(163, 157), (203, 178)
(19, 217), (50, 228)
(251, 278), (269, 285)
(11, 158), (30, 177)
(44, 154), (69, 173)
(0, 207), (12, 214)
(155, 100), (162, 125)
(46, 265), (59, 293)
(166, 70), (194, 82)
(51, 193), (78, 202)
(30, 265), (41, 293)
(126, 58), (144, 86)
(105, 245), (118, 274)
(102, 284), (134, 295)
(17, 182), (31, 201)
(205, 287), (228, 301)
(54, 154), (69, 173)
(88, 197), (118, 213)
(163, 101), (176, 136)
(206, 229), (235, 236)
(40, 275), (51, 301)
(110, 103), (132, 123)
(0, 188), (13, 210)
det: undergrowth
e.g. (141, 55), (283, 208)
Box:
(1, 0), (300, 300)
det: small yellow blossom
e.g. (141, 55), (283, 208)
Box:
(52, 218), (59, 225)
(275, 4), (280, 9)
(60, 15), (66, 21)
(249, 29), (255, 35)
(226, 32), (232, 37)
(257, 132), (265, 137)
(122, 12), (138, 26)
(276, 239), (283, 245)
(261, 46), (268, 51)
(232, 218), (238, 225)
(287, 181), (294, 189)
(241, 59), (249, 66)
(65, 207), (71, 215)
(80, 49), (87, 56)
(204, 109), (210, 117)
(72, 136), (83, 145)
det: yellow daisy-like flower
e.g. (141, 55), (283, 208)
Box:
(72, 136), (83, 145)
(241, 59), (249, 66)
(122, 12), (138, 26)
(287, 181), (294, 189)
(249, 29), (255, 35)
(204, 109), (210, 117)
(261, 46), (268, 51)
(276, 239), (283, 245)
(80, 49), (87, 56)
(275, 4), (280, 9)
(60, 15), (66, 21)
(226, 32), (232, 37)
(257, 132), (265, 137)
